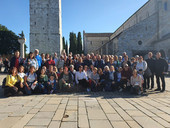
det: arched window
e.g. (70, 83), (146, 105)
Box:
(138, 41), (142, 45)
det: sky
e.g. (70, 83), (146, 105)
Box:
(0, 0), (148, 53)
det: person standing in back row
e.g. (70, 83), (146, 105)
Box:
(155, 52), (168, 92)
(146, 52), (155, 89)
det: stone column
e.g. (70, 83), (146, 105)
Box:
(18, 38), (26, 58)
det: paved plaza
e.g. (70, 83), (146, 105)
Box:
(0, 74), (170, 128)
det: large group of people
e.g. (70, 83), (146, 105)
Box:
(1, 49), (169, 97)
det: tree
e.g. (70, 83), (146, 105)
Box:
(62, 37), (66, 50)
(65, 40), (68, 55)
(0, 24), (27, 55)
(69, 32), (77, 55)
(77, 32), (83, 54)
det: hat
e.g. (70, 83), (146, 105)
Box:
(135, 55), (139, 58)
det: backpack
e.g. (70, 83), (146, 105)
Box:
(2, 75), (18, 88)
(27, 72), (36, 78)
(2, 77), (7, 88)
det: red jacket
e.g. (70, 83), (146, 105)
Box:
(46, 60), (55, 69)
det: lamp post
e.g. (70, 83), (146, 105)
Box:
(18, 38), (26, 58)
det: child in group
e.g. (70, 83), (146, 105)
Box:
(18, 65), (25, 79)
(38, 68), (48, 93)
(47, 75), (57, 94)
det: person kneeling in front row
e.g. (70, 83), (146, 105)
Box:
(5, 67), (24, 96)
(24, 66), (38, 95)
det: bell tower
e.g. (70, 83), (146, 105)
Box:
(30, 0), (62, 55)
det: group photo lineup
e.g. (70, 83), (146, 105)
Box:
(0, 0), (170, 128)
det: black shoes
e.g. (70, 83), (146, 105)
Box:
(155, 88), (161, 91)
(160, 89), (165, 92)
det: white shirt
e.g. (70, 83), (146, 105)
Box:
(18, 72), (25, 79)
(26, 72), (37, 82)
(28, 58), (39, 70)
(136, 61), (147, 72)
(84, 70), (91, 79)
(75, 71), (88, 84)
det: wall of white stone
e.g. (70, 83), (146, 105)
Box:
(84, 36), (110, 54)
(158, 0), (170, 39)
(116, 13), (158, 57)
(110, 0), (157, 40)
(30, 0), (62, 55)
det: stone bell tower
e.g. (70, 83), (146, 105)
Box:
(30, 0), (62, 55)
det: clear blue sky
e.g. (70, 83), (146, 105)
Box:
(0, 0), (148, 53)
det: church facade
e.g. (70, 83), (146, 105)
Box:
(84, 0), (170, 58)
(30, 0), (62, 55)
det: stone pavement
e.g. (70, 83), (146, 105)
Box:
(0, 74), (170, 128)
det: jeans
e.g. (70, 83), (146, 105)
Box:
(25, 82), (38, 95)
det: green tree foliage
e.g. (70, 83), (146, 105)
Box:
(62, 37), (66, 50)
(69, 32), (77, 55)
(69, 32), (83, 55)
(65, 40), (68, 55)
(0, 24), (27, 55)
(77, 32), (83, 54)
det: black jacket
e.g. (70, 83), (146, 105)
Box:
(146, 58), (155, 73)
(84, 59), (92, 67)
(155, 58), (168, 75)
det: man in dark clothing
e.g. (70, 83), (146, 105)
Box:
(146, 52), (155, 89)
(154, 52), (168, 92)
(10, 51), (23, 69)
(84, 54), (92, 67)
(94, 55), (104, 70)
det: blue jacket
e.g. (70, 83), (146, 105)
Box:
(35, 55), (42, 67)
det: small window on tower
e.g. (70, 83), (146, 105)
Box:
(91, 41), (92, 45)
(164, 2), (168, 11)
(35, 22), (36, 25)
(138, 41), (142, 45)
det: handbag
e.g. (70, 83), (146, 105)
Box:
(144, 67), (152, 77)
